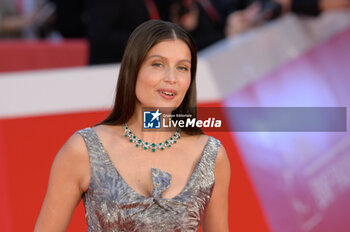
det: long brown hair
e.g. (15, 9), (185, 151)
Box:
(97, 20), (202, 135)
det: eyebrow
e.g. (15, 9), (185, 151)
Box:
(146, 55), (191, 64)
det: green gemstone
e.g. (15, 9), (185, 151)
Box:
(124, 124), (180, 151)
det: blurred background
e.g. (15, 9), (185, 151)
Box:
(0, 0), (350, 231)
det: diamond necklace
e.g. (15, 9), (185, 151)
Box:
(123, 123), (181, 152)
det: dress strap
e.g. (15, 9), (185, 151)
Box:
(195, 136), (222, 184)
(204, 136), (221, 170)
(75, 127), (110, 168)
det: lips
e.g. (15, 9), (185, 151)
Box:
(158, 89), (177, 99)
(161, 91), (174, 96)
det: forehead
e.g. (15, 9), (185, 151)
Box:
(145, 39), (191, 60)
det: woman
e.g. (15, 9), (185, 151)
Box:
(35, 20), (230, 232)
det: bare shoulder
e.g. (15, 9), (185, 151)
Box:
(214, 142), (231, 180)
(216, 142), (228, 160)
(58, 131), (88, 159)
(53, 131), (90, 193)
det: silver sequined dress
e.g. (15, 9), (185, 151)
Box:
(76, 127), (221, 232)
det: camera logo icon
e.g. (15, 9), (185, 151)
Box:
(143, 109), (161, 129)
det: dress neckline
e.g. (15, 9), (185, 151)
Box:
(89, 127), (212, 200)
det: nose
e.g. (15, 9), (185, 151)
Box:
(164, 68), (177, 84)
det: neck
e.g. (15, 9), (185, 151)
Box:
(126, 106), (177, 143)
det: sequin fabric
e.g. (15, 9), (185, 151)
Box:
(76, 127), (221, 232)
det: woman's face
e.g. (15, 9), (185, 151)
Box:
(135, 39), (192, 111)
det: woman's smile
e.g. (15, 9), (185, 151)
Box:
(157, 88), (178, 100)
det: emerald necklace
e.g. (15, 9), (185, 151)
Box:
(123, 123), (181, 152)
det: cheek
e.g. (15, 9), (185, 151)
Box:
(135, 75), (150, 102)
(176, 77), (191, 107)
(135, 70), (158, 103)
(180, 76), (191, 95)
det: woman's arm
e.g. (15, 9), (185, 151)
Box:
(202, 145), (231, 232)
(34, 133), (90, 232)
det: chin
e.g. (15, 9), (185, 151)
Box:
(159, 105), (177, 112)
(140, 98), (183, 112)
